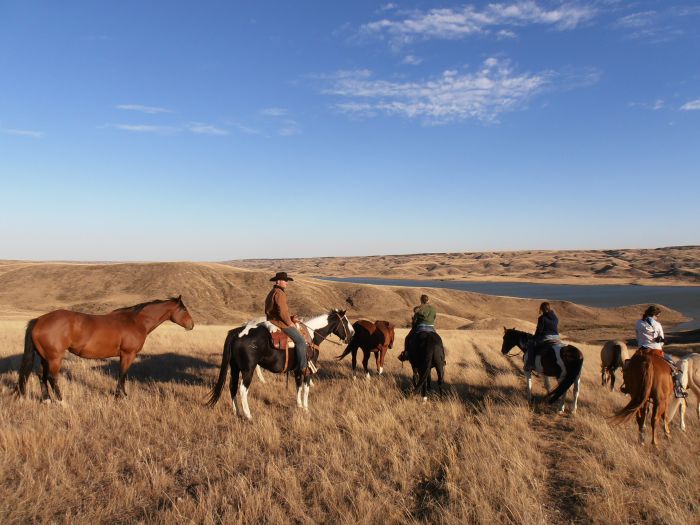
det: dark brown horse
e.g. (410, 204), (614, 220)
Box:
(612, 349), (673, 446)
(17, 296), (194, 401)
(336, 320), (395, 378)
(501, 328), (584, 413)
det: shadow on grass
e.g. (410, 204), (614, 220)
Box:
(96, 352), (217, 386)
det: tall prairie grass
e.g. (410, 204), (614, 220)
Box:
(0, 321), (698, 524)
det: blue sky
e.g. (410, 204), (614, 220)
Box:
(1, 1), (698, 261)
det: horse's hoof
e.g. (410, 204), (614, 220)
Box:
(41, 398), (51, 405)
(422, 397), (428, 403)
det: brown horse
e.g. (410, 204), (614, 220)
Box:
(612, 349), (673, 446)
(17, 296), (194, 402)
(336, 320), (395, 378)
(600, 340), (629, 391)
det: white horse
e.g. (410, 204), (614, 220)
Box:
(667, 354), (700, 432)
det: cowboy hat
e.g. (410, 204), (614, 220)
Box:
(270, 271), (294, 282)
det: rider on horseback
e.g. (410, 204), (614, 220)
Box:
(265, 272), (314, 374)
(524, 302), (560, 372)
(399, 294), (436, 362)
(634, 305), (687, 399)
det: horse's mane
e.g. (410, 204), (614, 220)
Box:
(113, 297), (180, 314)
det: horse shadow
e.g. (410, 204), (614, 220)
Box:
(96, 352), (217, 386)
(0, 353), (25, 391)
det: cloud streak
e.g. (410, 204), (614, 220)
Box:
(680, 99), (700, 111)
(359, 1), (596, 46)
(116, 104), (173, 114)
(322, 58), (555, 124)
(1, 128), (45, 138)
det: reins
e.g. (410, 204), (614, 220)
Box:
(301, 312), (348, 347)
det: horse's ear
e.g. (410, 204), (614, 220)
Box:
(177, 295), (182, 302)
(340, 309), (346, 316)
(503, 326), (507, 333)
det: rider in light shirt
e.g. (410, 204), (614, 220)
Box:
(635, 305), (687, 398)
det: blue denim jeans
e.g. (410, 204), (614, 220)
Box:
(283, 326), (308, 371)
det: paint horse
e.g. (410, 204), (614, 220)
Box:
(667, 353), (700, 432)
(501, 328), (584, 413)
(612, 348), (673, 446)
(207, 309), (353, 420)
(17, 297), (194, 401)
(336, 320), (395, 378)
(600, 340), (629, 391)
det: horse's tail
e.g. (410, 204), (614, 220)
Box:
(611, 356), (654, 424)
(544, 348), (583, 404)
(335, 341), (356, 361)
(206, 329), (237, 407)
(414, 335), (438, 393)
(17, 319), (38, 396)
(612, 343), (625, 369)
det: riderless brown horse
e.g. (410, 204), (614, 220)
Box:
(336, 320), (395, 378)
(501, 328), (584, 413)
(600, 340), (629, 391)
(17, 296), (194, 401)
(612, 348), (673, 446)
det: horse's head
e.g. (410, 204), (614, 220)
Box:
(170, 295), (195, 330)
(329, 309), (354, 343)
(501, 327), (521, 354)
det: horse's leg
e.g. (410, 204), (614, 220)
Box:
(351, 348), (357, 379)
(362, 350), (371, 379)
(436, 360), (445, 396)
(116, 350), (137, 398)
(255, 365), (266, 384)
(239, 369), (254, 420)
(302, 375), (311, 411)
(378, 348), (386, 375)
(229, 361), (242, 417)
(680, 398), (687, 432)
(610, 368), (616, 391)
(46, 357), (64, 403)
(543, 375), (551, 393)
(601, 365), (607, 387)
(556, 370), (567, 414)
(636, 402), (649, 444)
(526, 370), (533, 404)
(650, 401), (660, 447)
(295, 372), (304, 409)
(40, 357), (51, 403)
(375, 351), (380, 373)
(571, 373), (581, 414)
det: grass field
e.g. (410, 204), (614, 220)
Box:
(1, 321), (698, 524)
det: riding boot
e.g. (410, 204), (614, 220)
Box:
(673, 372), (688, 399)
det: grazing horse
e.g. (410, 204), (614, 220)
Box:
(667, 354), (700, 432)
(612, 349), (673, 445)
(600, 340), (629, 391)
(405, 331), (445, 402)
(17, 296), (194, 401)
(336, 320), (395, 378)
(501, 328), (584, 413)
(207, 309), (353, 420)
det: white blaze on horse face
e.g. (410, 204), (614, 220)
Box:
(239, 384), (252, 420)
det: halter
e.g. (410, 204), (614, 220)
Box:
(505, 331), (527, 357)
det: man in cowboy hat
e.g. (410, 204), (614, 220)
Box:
(265, 271), (311, 373)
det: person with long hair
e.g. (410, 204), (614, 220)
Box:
(635, 304), (687, 398)
(524, 301), (560, 371)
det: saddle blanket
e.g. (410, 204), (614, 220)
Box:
(238, 317), (309, 349)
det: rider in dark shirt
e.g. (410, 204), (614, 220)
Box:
(525, 302), (560, 372)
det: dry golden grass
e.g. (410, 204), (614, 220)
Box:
(1, 321), (698, 524)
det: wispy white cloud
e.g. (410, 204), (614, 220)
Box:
(402, 54), (423, 65)
(322, 58), (555, 124)
(359, 1), (596, 46)
(680, 99), (700, 111)
(260, 107), (288, 117)
(107, 123), (178, 134)
(277, 119), (302, 136)
(497, 29), (518, 39)
(116, 104), (173, 114)
(614, 6), (699, 42)
(187, 122), (230, 135)
(628, 99), (665, 111)
(1, 128), (45, 138)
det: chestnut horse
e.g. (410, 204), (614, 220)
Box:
(612, 349), (673, 446)
(600, 340), (629, 391)
(501, 328), (584, 413)
(17, 296), (194, 402)
(336, 320), (395, 378)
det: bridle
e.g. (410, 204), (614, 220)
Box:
(301, 312), (349, 347)
(504, 331), (527, 357)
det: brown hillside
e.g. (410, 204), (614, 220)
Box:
(0, 261), (685, 342)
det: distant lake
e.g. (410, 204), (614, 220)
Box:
(318, 277), (700, 331)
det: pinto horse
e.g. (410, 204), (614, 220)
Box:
(17, 296), (194, 401)
(612, 349), (673, 446)
(207, 309), (353, 420)
(501, 328), (584, 413)
(667, 354), (700, 432)
(336, 320), (395, 378)
(600, 340), (629, 391)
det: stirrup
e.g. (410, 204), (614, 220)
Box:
(307, 362), (318, 374)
